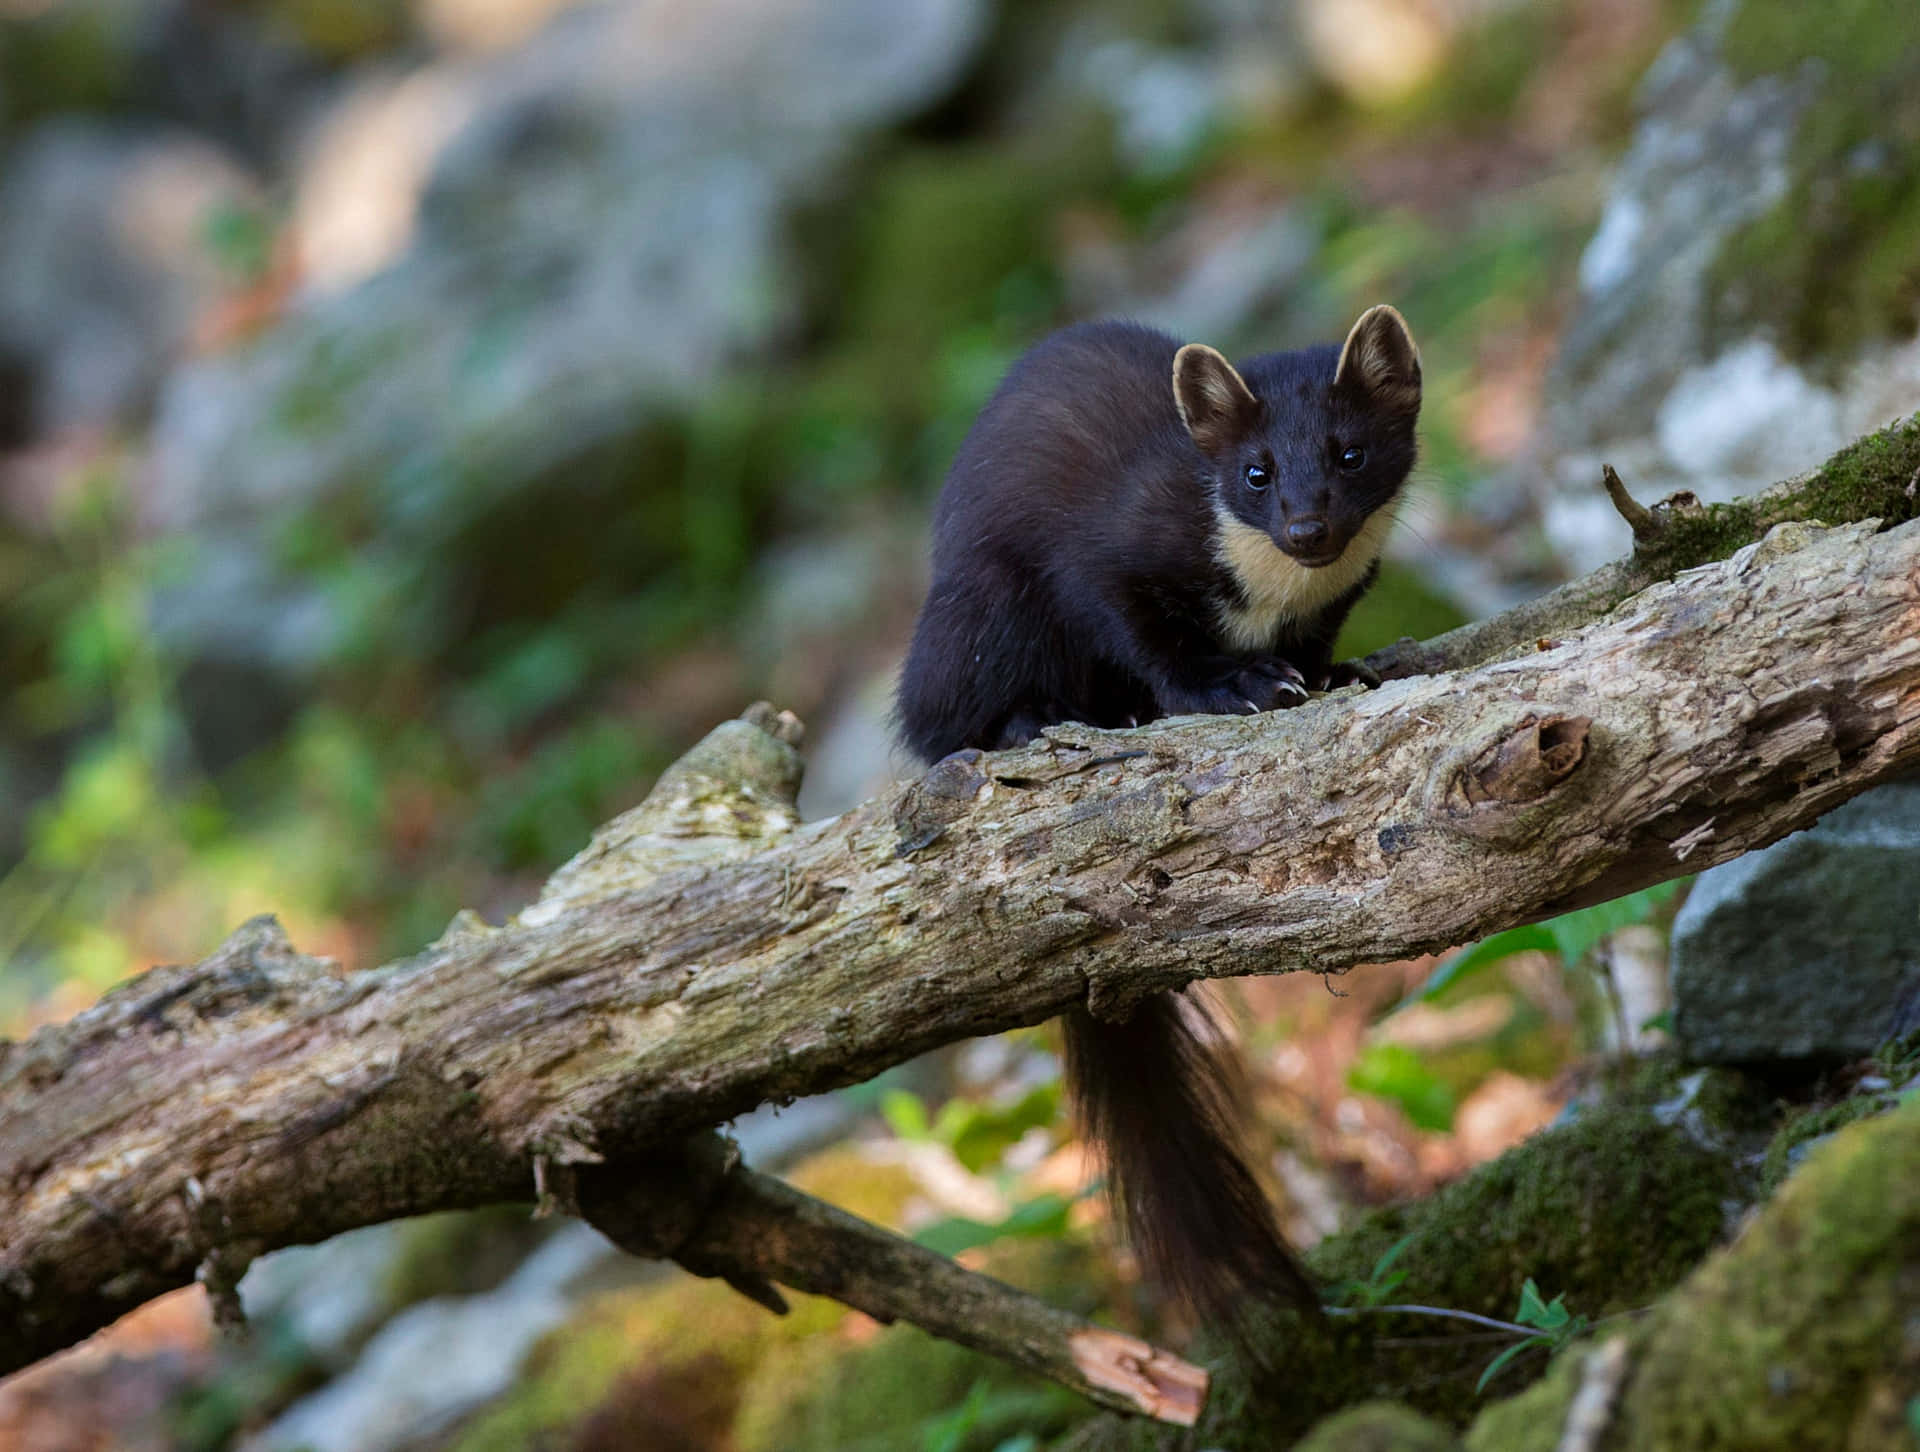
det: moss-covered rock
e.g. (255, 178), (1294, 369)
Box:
(1461, 1094), (1920, 1450)
(1458, 1344), (1583, 1452)
(1295, 1402), (1463, 1452)
(1062, 1077), (1761, 1451)
(1622, 1093), (1920, 1448)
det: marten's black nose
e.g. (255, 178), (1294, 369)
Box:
(1286, 519), (1329, 550)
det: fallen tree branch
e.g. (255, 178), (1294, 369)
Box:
(580, 1133), (1207, 1425)
(3, 419), (1918, 1392)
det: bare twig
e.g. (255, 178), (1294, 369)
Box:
(1601, 465), (1658, 544)
(1325, 1304), (1538, 1337)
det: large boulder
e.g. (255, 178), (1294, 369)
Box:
(1671, 783), (1920, 1064)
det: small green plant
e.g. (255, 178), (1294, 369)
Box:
(1327, 1231), (1417, 1308)
(1410, 882), (1684, 1007)
(1476, 1279), (1589, 1393)
(1347, 1042), (1458, 1131)
(879, 1084), (1061, 1175)
(913, 1194), (1077, 1260)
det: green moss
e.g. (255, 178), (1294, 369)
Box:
(1759, 1094), (1890, 1193)
(1296, 1402), (1464, 1452)
(1307, 1100), (1737, 1329)
(1795, 410), (1920, 528)
(1068, 1092), (1751, 1451)
(1459, 1347), (1582, 1452)
(1645, 411), (1920, 570)
(1460, 1096), (1920, 1449)
(1709, 0), (1920, 360)
(1616, 1095), (1920, 1450)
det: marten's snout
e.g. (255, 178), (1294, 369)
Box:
(1278, 515), (1341, 564)
(1286, 518), (1328, 550)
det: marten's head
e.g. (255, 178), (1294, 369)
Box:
(1172, 305), (1420, 574)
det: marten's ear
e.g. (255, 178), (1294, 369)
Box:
(1334, 304), (1421, 415)
(1172, 344), (1259, 457)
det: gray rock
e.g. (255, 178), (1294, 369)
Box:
(249, 1221), (619, 1452)
(0, 121), (261, 437)
(1671, 783), (1920, 1064)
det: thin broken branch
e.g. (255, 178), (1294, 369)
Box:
(579, 1133), (1206, 1425)
(1600, 465), (1658, 544)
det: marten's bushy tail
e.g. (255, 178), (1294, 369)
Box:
(1064, 990), (1318, 1355)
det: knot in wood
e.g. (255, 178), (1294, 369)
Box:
(1459, 715), (1590, 806)
(893, 750), (990, 857)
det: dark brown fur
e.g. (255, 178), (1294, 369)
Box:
(895, 309), (1421, 1357)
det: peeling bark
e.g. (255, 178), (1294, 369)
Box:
(2, 422), (1919, 1395)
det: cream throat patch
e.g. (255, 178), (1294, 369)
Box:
(1210, 503), (1396, 652)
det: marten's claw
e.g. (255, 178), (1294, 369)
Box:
(1316, 659), (1382, 691)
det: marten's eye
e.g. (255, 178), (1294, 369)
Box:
(1338, 445), (1366, 473)
(1243, 464), (1269, 490)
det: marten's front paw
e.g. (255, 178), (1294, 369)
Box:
(1162, 658), (1309, 716)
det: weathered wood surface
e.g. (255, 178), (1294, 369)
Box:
(2, 428), (1918, 1381)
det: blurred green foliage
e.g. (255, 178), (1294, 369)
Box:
(1713, 0), (1920, 360)
(1408, 881), (1685, 1008)
(1348, 1042), (1459, 1133)
(882, 1082), (1062, 1175)
(1337, 883), (1685, 1133)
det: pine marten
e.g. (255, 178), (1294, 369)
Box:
(895, 305), (1421, 1350)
